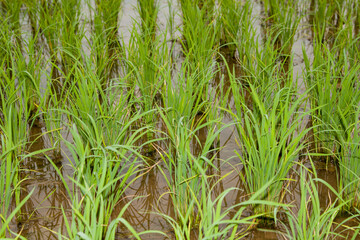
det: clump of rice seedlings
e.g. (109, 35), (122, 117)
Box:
(137, 0), (158, 41)
(156, 59), (221, 233)
(0, 17), (16, 80)
(308, 0), (352, 48)
(51, 126), (161, 239)
(235, 0), (255, 68)
(280, 168), (354, 239)
(92, 0), (123, 84)
(0, 65), (41, 237)
(0, 0), (23, 48)
(303, 41), (360, 156)
(230, 73), (311, 221)
(0, 62), (32, 158)
(337, 107), (360, 213)
(179, 0), (218, 60)
(38, 0), (61, 62)
(159, 176), (287, 239)
(39, 83), (63, 154)
(218, 0), (243, 58)
(179, 0), (216, 23)
(59, 0), (83, 78)
(63, 57), (149, 152)
(161, 59), (215, 121)
(177, 2), (218, 110)
(125, 19), (167, 153)
(308, 0), (334, 44)
(47, 72), (160, 238)
(94, 0), (122, 49)
(238, 33), (285, 90)
(262, 0), (300, 71)
(354, 1), (360, 36)
(157, 106), (224, 236)
(14, 31), (43, 119)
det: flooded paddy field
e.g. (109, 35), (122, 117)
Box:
(1, 0), (360, 239)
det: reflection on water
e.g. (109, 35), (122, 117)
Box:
(11, 121), (71, 239)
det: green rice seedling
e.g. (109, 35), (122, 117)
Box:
(309, 0), (344, 46)
(94, 0), (122, 49)
(229, 74), (311, 220)
(0, 67), (32, 158)
(125, 20), (168, 153)
(156, 63), (221, 231)
(237, 33), (285, 91)
(0, 67), (42, 237)
(337, 107), (360, 213)
(39, 87), (63, 153)
(194, 177), (289, 239)
(218, 0), (242, 57)
(158, 173), (288, 239)
(354, 1), (360, 36)
(137, 0), (158, 41)
(92, 0), (123, 84)
(23, 0), (40, 40)
(0, 16), (16, 81)
(157, 108), (223, 235)
(280, 167), (357, 240)
(38, 0), (61, 63)
(0, 0), (23, 48)
(128, 7), (163, 105)
(179, 0), (216, 24)
(59, 0), (83, 78)
(14, 30), (43, 120)
(51, 130), (156, 239)
(179, 0), (218, 58)
(177, 2), (218, 109)
(48, 94), (160, 238)
(261, 0), (300, 72)
(161, 59), (215, 121)
(303, 42), (360, 155)
(308, 0), (329, 42)
(156, 59), (233, 233)
(232, 2), (258, 79)
(64, 63), (140, 151)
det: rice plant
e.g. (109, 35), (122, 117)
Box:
(124, 16), (167, 154)
(52, 130), (157, 239)
(218, 0), (243, 57)
(92, 0), (123, 84)
(303, 41), (360, 155)
(338, 106), (360, 213)
(59, 0), (83, 78)
(262, 0), (300, 73)
(230, 75), (311, 220)
(0, 62), (38, 238)
(179, 0), (218, 66)
(0, 0), (22, 48)
(280, 168), (354, 240)
(137, 0), (158, 40)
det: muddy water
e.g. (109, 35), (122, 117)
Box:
(7, 0), (359, 239)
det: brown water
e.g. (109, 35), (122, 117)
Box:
(5, 0), (359, 239)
